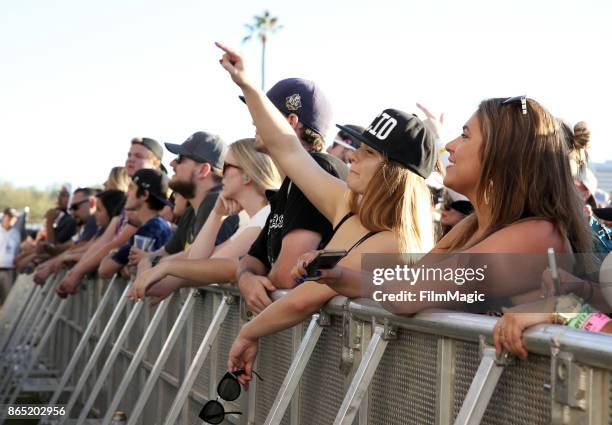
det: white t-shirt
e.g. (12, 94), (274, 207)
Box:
(0, 226), (20, 269)
(229, 205), (271, 241)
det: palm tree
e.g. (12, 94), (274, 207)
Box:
(242, 10), (283, 90)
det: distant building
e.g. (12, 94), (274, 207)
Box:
(592, 161), (612, 193)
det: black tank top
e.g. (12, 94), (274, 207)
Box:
(330, 213), (380, 254)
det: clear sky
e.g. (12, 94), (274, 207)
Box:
(1, 0), (611, 189)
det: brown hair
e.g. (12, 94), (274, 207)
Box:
(347, 160), (434, 253)
(300, 127), (325, 152)
(559, 119), (590, 176)
(447, 98), (591, 253)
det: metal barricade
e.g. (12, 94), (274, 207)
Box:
(1, 272), (611, 425)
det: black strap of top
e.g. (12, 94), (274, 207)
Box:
(331, 212), (380, 255)
(331, 213), (354, 236)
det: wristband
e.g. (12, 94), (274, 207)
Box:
(581, 312), (612, 332)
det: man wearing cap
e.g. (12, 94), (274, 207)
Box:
(133, 132), (240, 275)
(56, 138), (165, 295)
(164, 131), (239, 253)
(96, 169), (173, 280)
(235, 77), (348, 314)
(0, 208), (21, 306)
(326, 124), (364, 164)
(127, 137), (164, 176)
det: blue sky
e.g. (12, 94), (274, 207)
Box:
(1, 0), (611, 189)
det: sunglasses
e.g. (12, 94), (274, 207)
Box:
(222, 162), (243, 175)
(199, 369), (263, 424)
(500, 95), (527, 115)
(69, 199), (89, 211)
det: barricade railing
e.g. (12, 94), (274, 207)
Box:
(1, 272), (611, 425)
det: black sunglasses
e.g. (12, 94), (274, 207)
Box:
(199, 369), (263, 424)
(222, 162), (243, 175)
(69, 199), (89, 211)
(500, 95), (527, 115)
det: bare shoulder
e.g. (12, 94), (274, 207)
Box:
(358, 230), (399, 254)
(469, 219), (566, 254)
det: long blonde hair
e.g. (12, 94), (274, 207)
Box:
(347, 160), (434, 253)
(105, 166), (129, 192)
(448, 97), (591, 253)
(229, 138), (281, 194)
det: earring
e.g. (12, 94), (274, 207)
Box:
(243, 175), (249, 183)
(483, 180), (492, 205)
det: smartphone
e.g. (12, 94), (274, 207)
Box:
(304, 249), (348, 281)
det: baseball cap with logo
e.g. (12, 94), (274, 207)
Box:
(131, 137), (164, 161)
(164, 131), (227, 171)
(240, 78), (333, 136)
(132, 169), (171, 206)
(336, 109), (436, 179)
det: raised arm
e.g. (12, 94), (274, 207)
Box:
(216, 42), (346, 224)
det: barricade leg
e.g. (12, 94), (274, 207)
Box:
(40, 276), (118, 424)
(0, 297), (68, 423)
(0, 277), (59, 395)
(333, 324), (391, 425)
(100, 293), (174, 425)
(57, 284), (131, 425)
(263, 314), (325, 425)
(125, 290), (197, 425)
(453, 345), (507, 425)
(161, 294), (232, 425)
(74, 300), (145, 425)
(0, 276), (37, 352)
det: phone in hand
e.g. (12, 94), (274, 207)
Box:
(304, 249), (348, 281)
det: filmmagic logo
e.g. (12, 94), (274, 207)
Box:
(372, 289), (485, 304)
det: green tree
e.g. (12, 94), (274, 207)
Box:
(242, 10), (283, 90)
(0, 181), (57, 224)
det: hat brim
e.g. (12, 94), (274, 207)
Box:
(335, 124), (376, 151)
(164, 142), (187, 156)
(593, 208), (612, 221)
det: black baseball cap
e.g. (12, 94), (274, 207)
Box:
(240, 78), (333, 136)
(132, 137), (164, 161)
(132, 169), (171, 206)
(165, 131), (227, 171)
(593, 208), (612, 221)
(335, 124), (365, 150)
(336, 109), (436, 179)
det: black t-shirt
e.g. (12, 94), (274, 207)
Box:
(165, 188), (239, 254)
(248, 152), (348, 270)
(54, 211), (77, 244)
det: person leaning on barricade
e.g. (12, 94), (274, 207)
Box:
(215, 42), (436, 386)
(55, 138), (164, 295)
(92, 169), (173, 283)
(34, 190), (127, 284)
(128, 131), (241, 296)
(128, 137), (281, 304)
(492, 119), (612, 357)
(32, 187), (101, 284)
(212, 72), (348, 315)
(14, 185), (76, 273)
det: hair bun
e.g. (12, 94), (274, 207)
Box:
(573, 121), (591, 150)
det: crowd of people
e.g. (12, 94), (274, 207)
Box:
(2, 42), (612, 398)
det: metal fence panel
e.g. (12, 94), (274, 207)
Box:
(368, 329), (439, 425)
(298, 315), (346, 425)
